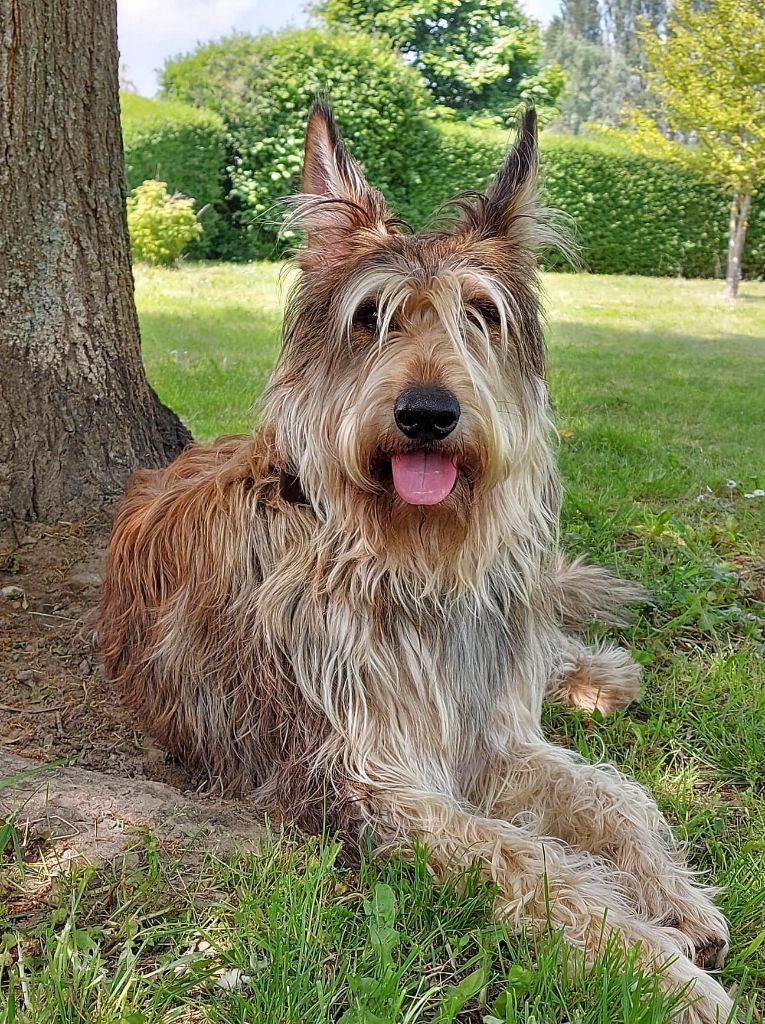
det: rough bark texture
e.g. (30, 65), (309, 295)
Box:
(0, 0), (191, 534)
(724, 190), (752, 300)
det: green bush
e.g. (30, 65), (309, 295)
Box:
(540, 134), (765, 278)
(394, 119), (765, 278)
(127, 180), (203, 265)
(121, 93), (228, 258)
(159, 29), (429, 256)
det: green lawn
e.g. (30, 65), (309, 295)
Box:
(2, 266), (763, 1023)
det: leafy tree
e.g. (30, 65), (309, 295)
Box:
(312, 0), (564, 125)
(622, 0), (765, 298)
(601, 0), (666, 64)
(556, 0), (604, 43)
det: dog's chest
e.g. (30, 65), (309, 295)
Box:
(387, 595), (521, 762)
(438, 603), (515, 718)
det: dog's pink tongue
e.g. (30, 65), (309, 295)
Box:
(391, 451), (457, 505)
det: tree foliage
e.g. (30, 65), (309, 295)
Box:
(601, 0), (666, 64)
(543, 20), (629, 134)
(626, 0), (765, 195)
(555, 0), (603, 44)
(542, 0), (666, 132)
(312, 0), (564, 124)
(619, 0), (765, 295)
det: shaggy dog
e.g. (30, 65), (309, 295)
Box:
(100, 103), (733, 1022)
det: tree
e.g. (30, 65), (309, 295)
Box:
(0, 0), (190, 533)
(312, 0), (564, 125)
(622, 0), (765, 298)
(543, 8), (630, 133)
(556, 0), (604, 44)
(601, 0), (666, 65)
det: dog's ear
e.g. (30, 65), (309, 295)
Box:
(456, 108), (540, 246)
(294, 99), (391, 266)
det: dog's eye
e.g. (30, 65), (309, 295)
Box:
(471, 300), (501, 328)
(353, 300), (379, 334)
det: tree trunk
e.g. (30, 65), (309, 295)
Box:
(723, 189), (751, 300)
(0, 0), (191, 534)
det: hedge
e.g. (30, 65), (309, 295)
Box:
(120, 93), (229, 258)
(394, 119), (765, 279)
(120, 88), (764, 277)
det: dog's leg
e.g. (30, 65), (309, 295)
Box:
(546, 635), (642, 714)
(475, 742), (730, 975)
(370, 784), (734, 1024)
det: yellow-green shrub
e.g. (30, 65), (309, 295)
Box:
(121, 93), (227, 258)
(127, 180), (203, 266)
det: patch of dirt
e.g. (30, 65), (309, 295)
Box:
(0, 519), (187, 790)
(1, 752), (263, 874)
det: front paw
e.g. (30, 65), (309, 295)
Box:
(662, 899), (730, 971)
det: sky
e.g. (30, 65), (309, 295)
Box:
(117, 0), (561, 97)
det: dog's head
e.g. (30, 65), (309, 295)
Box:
(263, 101), (561, 585)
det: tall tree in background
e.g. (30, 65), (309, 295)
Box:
(623, 0), (765, 298)
(543, 0), (629, 133)
(0, 0), (190, 532)
(313, 0), (564, 124)
(601, 0), (666, 65)
(543, 0), (666, 131)
(556, 0), (604, 43)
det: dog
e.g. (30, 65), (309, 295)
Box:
(100, 102), (733, 1022)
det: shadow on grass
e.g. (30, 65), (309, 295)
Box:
(138, 309), (282, 439)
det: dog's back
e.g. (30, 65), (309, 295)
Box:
(99, 432), (332, 817)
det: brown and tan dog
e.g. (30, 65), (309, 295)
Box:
(100, 103), (732, 1023)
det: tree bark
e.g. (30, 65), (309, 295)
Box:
(0, 0), (191, 533)
(723, 189), (751, 300)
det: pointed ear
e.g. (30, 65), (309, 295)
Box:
(293, 100), (391, 265)
(458, 108), (540, 244)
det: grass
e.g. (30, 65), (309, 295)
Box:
(2, 265), (763, 1023)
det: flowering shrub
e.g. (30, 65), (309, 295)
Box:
(127, 180), (203, 266)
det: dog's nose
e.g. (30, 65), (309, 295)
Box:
(394, 387), (461, 441)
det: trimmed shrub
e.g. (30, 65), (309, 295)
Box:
(159, 29), (429, 256)
(121, 93), (228, 258)
(127, 180), (203, 265)
(394, 119), (765, 279)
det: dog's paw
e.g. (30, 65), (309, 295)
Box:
(665, 902), (730, 972)
(657, 951), (737, 1024)
(672, 968), (736, 1024)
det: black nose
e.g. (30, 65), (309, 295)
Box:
(394, 387), (461, 441)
